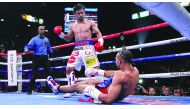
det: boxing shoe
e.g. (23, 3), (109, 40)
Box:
(47, 76), (59, 95)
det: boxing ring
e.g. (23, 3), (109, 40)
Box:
(0, 22), (190, 105)
(0, 92), (190, 105)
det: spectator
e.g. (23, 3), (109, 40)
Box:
(160, 85), (166, 96)
(173, 87), (182, 96)
(163, 86), (171, 96)
(148, 87), (157, 96)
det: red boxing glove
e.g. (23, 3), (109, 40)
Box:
(94, 42), (104, 52)
(54, 26), (62, 35)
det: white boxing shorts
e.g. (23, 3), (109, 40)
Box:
(67, 40), (100, 71)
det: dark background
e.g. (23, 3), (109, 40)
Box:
(1, 2), (189, 52)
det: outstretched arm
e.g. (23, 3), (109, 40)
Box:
(85, 67), (119, 78)
(54, 25), (74, 42)
(104, 70), (120, 78)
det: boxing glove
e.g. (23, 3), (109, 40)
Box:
(54, 26), (65, 39)
(94, 38), (104, 52)
(94, 42), (104, 52)
(54, 26), (62, 35)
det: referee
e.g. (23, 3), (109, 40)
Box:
(24, 26), (53, 95)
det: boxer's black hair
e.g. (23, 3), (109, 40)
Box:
(73, 4), (85, 13)
(118, 48), (133, 64)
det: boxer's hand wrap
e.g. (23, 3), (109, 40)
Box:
(98, 37), (104, 45)
(85, 67), (105, 77)
(58, 32), (65, 39)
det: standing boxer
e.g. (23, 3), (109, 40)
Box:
(54, 4), (104, 97)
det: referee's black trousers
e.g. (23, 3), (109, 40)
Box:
(28, 55), (52, 93)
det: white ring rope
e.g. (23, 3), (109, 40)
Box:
(19, 37), (190, 65)
(0, 71), (190, 82)
(140, 71), (190, 78)
(0, 37), (189, 83)
(0, 62), (7, 65)
(0, 37), (187, 66)
(0, 77), (87, 82)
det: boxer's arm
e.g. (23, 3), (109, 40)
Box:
(104, 70), (118, 78)
(64, 28), (74, 42)
(91, 21), (103, 40)
(85, 68), (117, 78)
(54, 24), (74, 42)
(98, 75), (122, 104)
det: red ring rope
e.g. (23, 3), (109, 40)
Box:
(0, 22), (169, 56)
